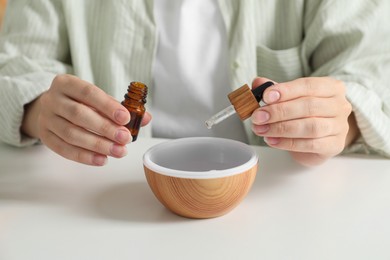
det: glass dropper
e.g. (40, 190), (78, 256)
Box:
(205, 105), (236, 129)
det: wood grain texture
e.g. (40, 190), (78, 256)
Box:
(144, 164), (258, 219)
(228, 84), (260, 121)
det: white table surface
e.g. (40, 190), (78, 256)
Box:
(1, 138), (390, 260)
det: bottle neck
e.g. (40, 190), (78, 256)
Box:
(125, 82), (148, 104)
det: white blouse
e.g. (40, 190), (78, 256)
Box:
(152, 0), (247, 143)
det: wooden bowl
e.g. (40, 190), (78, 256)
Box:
(143, 137), (258, 219)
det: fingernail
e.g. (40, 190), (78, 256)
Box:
(114, 110), (130, 124)
(115, 129), (131, 144)
(254, 124), (270, 134)
(251, 111), (270, 124)
(93, 155), (107, 166)
(266, 90), (280, 103)
(264, 137), (280, 145)
(110, 144), (127, 157)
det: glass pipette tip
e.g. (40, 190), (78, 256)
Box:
(205, 105), (236, 129)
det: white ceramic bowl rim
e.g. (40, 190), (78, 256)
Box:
(143, 137), (258, 179)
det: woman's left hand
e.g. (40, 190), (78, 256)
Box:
(251, 77), (356, 166)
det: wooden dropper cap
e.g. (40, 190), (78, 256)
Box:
(228, 81), (274, 120)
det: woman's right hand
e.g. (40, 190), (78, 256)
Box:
(21, 74), (152, 166)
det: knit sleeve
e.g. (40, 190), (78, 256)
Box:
(302, 0), (390, 157)
(0, 0), (73, 146)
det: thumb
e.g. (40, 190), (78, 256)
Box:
(251, 77), (277, 90)
(141, 111), (152, 127)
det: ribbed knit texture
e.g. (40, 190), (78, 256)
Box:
(0, 0), (389, 157)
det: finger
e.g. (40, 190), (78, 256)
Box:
(47, 115), (128, 158)
(40, 129), (108, 166)
(51, 75), (130, 125)
(289, 151), (329, 167)
(264, 135), (345, 155)
(252, 117), (339, 138)
(141, 111), (152, 127)
(251, 97), (341, 125)
(262, 77), (345, 104)
(251, 77), (280, 105)
(52, 97), (132, 145)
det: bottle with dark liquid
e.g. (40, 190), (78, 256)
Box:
(121, 82), (148, 141)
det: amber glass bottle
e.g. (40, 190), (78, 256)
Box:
(121, 82), (148, 141)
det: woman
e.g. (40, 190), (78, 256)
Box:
(0, 0), (389, 166)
